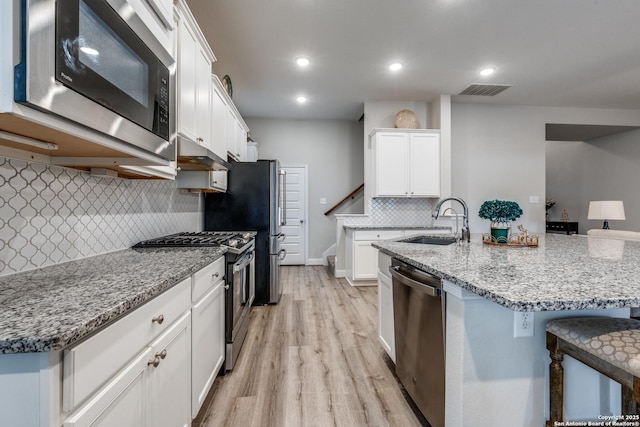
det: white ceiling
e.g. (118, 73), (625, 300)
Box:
(185, 0), (640, 121)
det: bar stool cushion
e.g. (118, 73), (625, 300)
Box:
(546, 317), (640, 378)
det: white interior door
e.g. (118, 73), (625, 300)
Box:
(281, 165), (307, 265)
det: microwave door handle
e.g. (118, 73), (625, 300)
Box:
(280, 169), (287, 226)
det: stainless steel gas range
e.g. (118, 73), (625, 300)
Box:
(134, 231), (255, 370)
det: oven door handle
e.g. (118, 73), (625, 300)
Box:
(233, 251), (255, 272)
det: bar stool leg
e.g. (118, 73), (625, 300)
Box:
(547, 333), (564, 427)
(622, 385), (638, 415)
(623, 377), (640, 415)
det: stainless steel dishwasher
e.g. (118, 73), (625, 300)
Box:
(390, 258), (445, 427)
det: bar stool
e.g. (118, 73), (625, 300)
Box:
(546, 317), (640, 426)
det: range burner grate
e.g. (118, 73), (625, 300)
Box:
(133, 231), (254, 249)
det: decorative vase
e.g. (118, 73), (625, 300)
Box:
(490, 221), (510, 243)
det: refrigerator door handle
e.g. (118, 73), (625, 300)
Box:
(280, 169), (287, 226)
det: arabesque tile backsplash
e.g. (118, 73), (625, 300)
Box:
(0, 156), (201, 277)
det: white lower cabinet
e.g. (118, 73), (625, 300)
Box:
(64, 312), (191, 427)
(147, 313), (191, 427)
(353, 240), (379, 280)
(63, 348), (149, 427)
(377, 252), (395, 363)
(0, 256), (229, 427)
(191, 267), (226, 417)
(345, 229), (403, 285)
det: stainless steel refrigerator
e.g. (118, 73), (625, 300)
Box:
(204, 160), (286, 304)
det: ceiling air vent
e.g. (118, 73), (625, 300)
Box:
(459, 84), (511, 96)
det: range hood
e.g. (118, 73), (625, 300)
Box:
(177, 135), (230, 171)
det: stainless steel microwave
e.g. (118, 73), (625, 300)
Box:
(14, 0), (175, 161)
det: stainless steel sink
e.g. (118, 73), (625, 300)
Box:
(401, 235), (457, 246)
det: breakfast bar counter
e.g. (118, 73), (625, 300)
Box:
(374, 233), (640, 311)
(374, 233), (638, 426)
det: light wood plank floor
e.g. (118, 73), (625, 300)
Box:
(193, 266), (427, 427)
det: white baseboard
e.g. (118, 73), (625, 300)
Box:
(345, 277), (377, 287)
(307, 257), (326, 266)
(334, 269), (346, 278)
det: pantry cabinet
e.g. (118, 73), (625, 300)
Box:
(176, 0), (215, 149)
(370, 129), (440, 198)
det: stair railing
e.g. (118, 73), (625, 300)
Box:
(324, 183), (364, 216)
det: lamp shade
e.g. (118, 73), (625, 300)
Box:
(587, 201), (626, 220)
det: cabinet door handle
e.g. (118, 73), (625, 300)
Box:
(152, 314), (164, 325)
(212, 272), (220, 278)
(147, 357), (160, 368)
(156, 349), (167, 360)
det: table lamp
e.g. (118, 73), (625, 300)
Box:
(587, 200), (625, 229)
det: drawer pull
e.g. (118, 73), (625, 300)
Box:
(156, 349), (167, 360)
(152, 314), (165, 325)
(147, 357), (160, 368)
(224, 285), (230, 290)
(212, 272), (220, 278)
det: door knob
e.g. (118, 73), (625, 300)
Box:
(300, 219), (304, 224)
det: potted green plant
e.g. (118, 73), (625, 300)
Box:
(478, 199), (523, 243)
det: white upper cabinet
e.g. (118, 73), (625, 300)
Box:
(212, 80), (248, 162)
(127, 0), (174, 53)
(370, 129), (440, 198)
(210, 77), (230, 159)
(229, 115), (248, 161)
(409, 133), (440, 197)
(175, 0), (215, 148)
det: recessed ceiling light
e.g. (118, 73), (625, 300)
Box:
(295, 57), (310, 67)
(480, 67), (496, 76)
(389, 62), (403, 71)
(296, 96), (307, 104)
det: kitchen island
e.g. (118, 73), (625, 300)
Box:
(374, 233), (639, 426)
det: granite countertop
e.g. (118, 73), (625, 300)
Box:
(0, 247), (225, 354)
(344, 225), (451, 231)
(374, 233), (640, 312)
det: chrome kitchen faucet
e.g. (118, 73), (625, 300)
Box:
(433, 197), (470, 242)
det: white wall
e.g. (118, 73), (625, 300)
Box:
(546, 128), (640, 233)
(244, 118), (364, 263)
(451, 103), (640, 235)
(452, 104), (546, 233)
